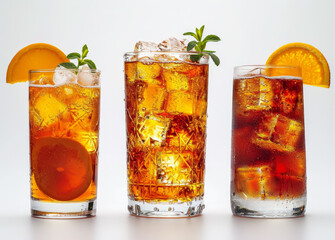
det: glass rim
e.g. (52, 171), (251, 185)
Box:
(234, 65), (302, 79)
(29, 68), (101, 73)
(124, 51), (210, 57)
(234, 65), (301, 70)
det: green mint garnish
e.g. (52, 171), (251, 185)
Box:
(59, 44), (97, 69)
(183, 25), (221, 66)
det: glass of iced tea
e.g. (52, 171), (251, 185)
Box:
(29, 68), (100, 218)
(124, 51), (209, 217)
(231, 65), (306, 218)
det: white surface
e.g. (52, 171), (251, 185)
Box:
(1, 0), (335, 239)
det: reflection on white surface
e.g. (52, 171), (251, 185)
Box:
(1, 212), (335, 239)
(125, 215), (205, 240)
(230, 215), (306, 240)
(29, 217), (96, 240)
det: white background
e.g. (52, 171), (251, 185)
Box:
(1, 0), (335, 239)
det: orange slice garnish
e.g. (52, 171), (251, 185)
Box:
(6, 43), (69, 84)
(266, 42), (330, 88)
(32, 137), (92, 201)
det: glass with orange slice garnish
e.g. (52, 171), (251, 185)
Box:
(230, 43), (330, 218)
(7, 43), (100, 218)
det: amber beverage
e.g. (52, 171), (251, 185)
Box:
(231, 65), (306, 218)
(29, 68), (100, 218)
(124, 51), (209, 217)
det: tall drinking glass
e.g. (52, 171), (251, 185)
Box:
(231, 65), (306, 218)
(124, 51), (209, 217)
(29, 69), (100, 218)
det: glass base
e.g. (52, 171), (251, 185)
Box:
(31, 198), (96, 219)
(128, 198), (205, 218)
(231, 195), (306, 218)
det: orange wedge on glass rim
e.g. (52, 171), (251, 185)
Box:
(6, 43), (69, 84)
(266, 42), (330, 88)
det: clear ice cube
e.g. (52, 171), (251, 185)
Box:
(195, 99), (207, 117)
(35, 76), (54, 85)
(280, 85), (303, 116)
(134, 41), (160, 51)
(32, 93), (67, 128)
(53, 66), (77, 85)
(252, 113), (303, 152)
(158, 37), (187, 51)
(162, 69), (189, 92)
(137, 62), (162, 83)
(77, 65), (100, 86)
(165, 91), (194, 115)
(138, 84), (167, 116)
(274, 151), (305, 178)
(138, 114), (170, 144)
(235, 165), (273, 199)
(234, 77), (281, 114)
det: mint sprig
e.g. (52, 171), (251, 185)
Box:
(183, 25), (221, 66)
(59, 44), (97, 69)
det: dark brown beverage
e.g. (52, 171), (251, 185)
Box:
(231, 65), (306, 218)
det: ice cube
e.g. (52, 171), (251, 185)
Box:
(158, 38), (187, 51)
(77, 65), (100, 86)
(235, 165), (273, 199)
(234, 77), (281, 114)
(137, 62), (162, 83)
(156, 150), (193, 184)
(32, 76), (54, 85)
(195, 99), (207, 117)
(138, 114), (170, 144)
(165, 91), (194, 115)
(160, 62), (192, 72)
(31, 92), (67, 128)
(162, 69), (189, 92)
(138, 84), (167, 116)
(53, 66), (77, 85)
(125, 62), (137, 83)
(232, 126), (264, 166)
(134, 41), (160, 51)
(252, 113), (303, 152)
(280, 80), (304, 117)
(274, 152), (305, 178)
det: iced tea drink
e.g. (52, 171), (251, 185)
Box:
(231, 65), (306, 218)
(29, 68), (100, 218)
(125, 51), (209, 217)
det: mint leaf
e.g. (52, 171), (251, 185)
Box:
(62, 44), (97, 69)
(195, 45), (201, 52)
(83, 59), (96, 69)
(183, 25), (221, 66)
(187, 41), (197, 51)
(78, 59), (86, 67)
(203, 35), (221, 43)
(190, 54), (202, 62)
(67, 52), (81, 59)
(82, 44), (88, 58)
(199, 25), (205, 39)
(208, 52), (220, 66)
(59, 62), (77, 69)
(196, 28), (201, 41)
(183, 32), (197, 39)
